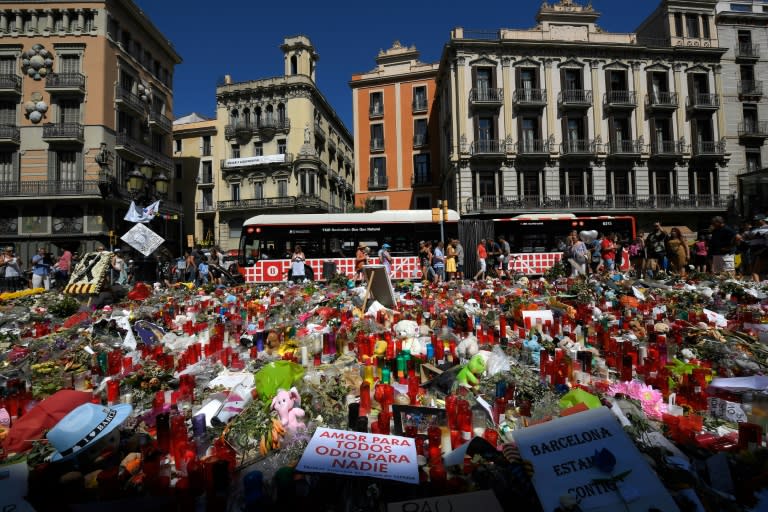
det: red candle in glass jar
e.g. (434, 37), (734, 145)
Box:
(359, 381), (371, 417)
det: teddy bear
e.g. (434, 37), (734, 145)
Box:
(456, 354), (486, 389)
(271, 387), (306, 432)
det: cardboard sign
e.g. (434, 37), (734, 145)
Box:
(121, 223), (164, 257)
(363, 265), (396, 308)
(387, 490), (503, 512)
(296, 427), (418, 484)
(64, 251), (112, 295)
(512, 407), (679, 512)
(0, 461), (36, 512)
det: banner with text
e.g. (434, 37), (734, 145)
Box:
(296, 427), (418, 484)
(512, 407), (679, 512)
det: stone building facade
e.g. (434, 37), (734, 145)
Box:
(214, 36), (354, 252)
(436, 0), (730, 229)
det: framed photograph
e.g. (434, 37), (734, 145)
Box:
(392, 404), (446, 436)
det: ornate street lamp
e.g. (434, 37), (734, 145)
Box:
(153, 171), (169, 198)
(126, 167), (146, 196)
(138, 158), (154, 181)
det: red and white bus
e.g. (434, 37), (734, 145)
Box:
(493, 214), (637, 274)
(238, 210), (460, 283)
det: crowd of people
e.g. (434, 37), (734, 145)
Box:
(561, 214), (768, 281)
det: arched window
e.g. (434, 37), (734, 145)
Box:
(290, 55), (298, 75)
(277, 103), (286, 124)
(243, 108), (250, 126)
(265, 105), (274, 125)
(254, 106), (262, 126)
(230, 109), (239, 124)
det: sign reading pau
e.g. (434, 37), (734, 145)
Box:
(297, 427), (418, 484)
(512, 407), (679, 512)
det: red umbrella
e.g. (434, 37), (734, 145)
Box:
(3, 390), (92, 456)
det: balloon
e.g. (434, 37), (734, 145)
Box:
(579, 230), (598, 243)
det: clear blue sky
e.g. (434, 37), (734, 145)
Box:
(134, 0), (657, 130)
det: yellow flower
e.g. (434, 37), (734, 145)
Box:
(0, 288), (45, 301)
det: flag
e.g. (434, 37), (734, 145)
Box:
(123, 200), (161, 223)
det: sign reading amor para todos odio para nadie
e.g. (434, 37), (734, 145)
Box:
(512, 407), (679, 512)
(297, 427), (418, 484)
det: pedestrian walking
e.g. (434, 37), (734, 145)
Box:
(474, 239), (487, 281)
(31, 247), (51, 290)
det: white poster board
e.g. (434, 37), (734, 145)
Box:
(121, 223), (164, 257)
(364, 264), (396, 309)
(296, 427), (418, 484)
(388, 490), (503, 512)
(512, 407), (679, 512)
(0, 461), (36, 512)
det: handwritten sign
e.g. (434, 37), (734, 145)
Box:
(121, 223), (164, 257)
(296, 427), (418, 484)
(387, 490), (503, 512)
(513, 407), (679, 512)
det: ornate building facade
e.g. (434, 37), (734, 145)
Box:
(436, 0), (730, 229)
(350, 42), (441, 210)
(716, 0), (768, 218)
(0, 0), (181, 261)
(214, 36), (354, 252)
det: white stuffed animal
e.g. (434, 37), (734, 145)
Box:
(456, 334), (479, 359)
(394, 319), (425, 356)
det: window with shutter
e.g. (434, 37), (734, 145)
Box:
(0, 151), (14, 182)
(59, 101), (80, 124)
(0, 102), (15, 125)
(56, 151), (78, 182)
(60, 55), (80, 74)
(0, 57), (16, 75)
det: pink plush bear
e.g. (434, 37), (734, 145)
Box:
(271, 387), (306, 431)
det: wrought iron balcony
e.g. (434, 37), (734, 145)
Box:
(0, 125), (20, 144)
(608, 140), (643, 156)
(0, 179), (101, 198)
(470, 139), (505, 156)
(258, 118), (291, 136)
(196, 202), (216, 213)
(646, 92), (678, 110)
(469, 88), (503, 105)
(412, 173), (432, 187)
(736, 43), (760, 60)
(45, 73), (86, 94)
(198, 171), (214, 186)
(0, 74), (21, 95)
(686, 93), (720, 111)
(738, 121), (768, 139)
(149, 110), (172, 133)
(370, 139), (385, 152)
(115, 133), (173, 171)
(738, 80), (763, 98)
(295, 194), (329, 211)
(412, 99), (428, 112)
(42, 123), (84, 143)
(650, 140), (684, 156)
(558, 89), (592, 107)
(224, 121), (253, 140)
(604, 90), (637, 109)
(513, 88), (546, 106)
(115, 85), (147, 115)
(368, 175), (388, 190)
(692, 140), (726, 157)
(465, 194), (732, 214)
(516, 139), (549, 155)
(314, 121), (326, 140)
(413, 133), (429, 147)
(560, 139), (595, 155)
(217, 196), (301, 212)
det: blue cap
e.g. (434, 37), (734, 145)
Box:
(382, 243), (391, 249)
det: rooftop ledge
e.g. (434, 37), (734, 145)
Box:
(452, 26), (637, 45)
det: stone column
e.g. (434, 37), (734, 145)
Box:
(90, 9), (99, 32)
(458, 162), (472, 214)
(544, 59), (556, 141)
(632, 61), (645, 143)
(502, 160), (518, 197)
(77, 9), (84, 32)
(544, 159), (559, 199)
(717, 162), (729, 199)
(13, 10), (21, 32)
(712, 65), (725, 140)
(456, 56), (468, 144)
(30, 11), (37, 33)
(592, 159), (607, 197)
(634, 161), (650, 197)
(62, 9), (70, 32)
(501, 57), (514, 143)
(0, 13), (8, 33)
(44, 9), (53, 32)
(590, 60), (602, 143)
(673, 63), (686, 142)
(676, 162), (689, 195)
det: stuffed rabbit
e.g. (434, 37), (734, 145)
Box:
(271, 387), (306, 431)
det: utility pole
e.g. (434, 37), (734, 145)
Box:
(433, 199), (448, 245)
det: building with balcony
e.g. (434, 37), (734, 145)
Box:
(350, 42), (441, 210)
(214, 36), (354, 251)
(436, 0), (730, 229)
(172, 112), (215, 248)
(716, 1), (768, 219)
(0, 0), (181, 262)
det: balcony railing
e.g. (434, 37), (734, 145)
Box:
(687, 93), (719, 110)
(45, 73), (86, 93)
(738, 80), (763, 97)
(737, 43), (760, 59)
(149, 110), (172, 133)
(195, 202), (216, 212)
(224, 119), (291, 139)
(469, 88), (504, 104)
(258, 118), (291, 132)
(0, 124), (20, 144)
(199, 172), (214, 185)
(42, 123), (84, 143)
(560, 139), (595, 155)
(516, 139), (549, 154)
(314, 121), (326, 140)
(370, 139), (385, 152)
(368, 176), (388, 190)
(604, 90), (637, 108)
(0, 180), (101, 197)
(650, 140), (684, 156)
(218, 196), (302, 212)
(465, 194), (732, 213)
(202, 145), (212, 157)
(369, 105), (384, 118)
(738, 121), (768, 137)
(412, 173), (431, 187)
(115, 133), (173, 171)
(115, 85), (147, 114)
(513, 88), (546, 106)
(608, 140), (643, 155)
(0, 74), (21, 94)
(413, 133), (429, 147)
(558, 89), (592, 106)
(692, 140), (726, 156)
(646, 91), (678, 109)
(412, 99), (428, 112)
(470, 140), (505, 155)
